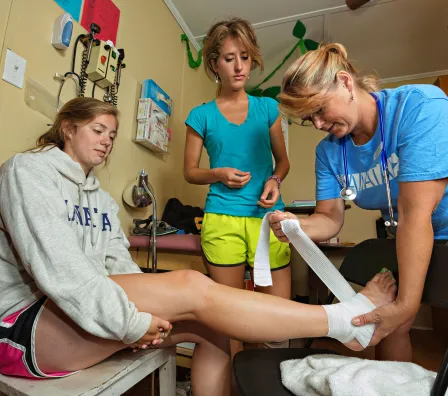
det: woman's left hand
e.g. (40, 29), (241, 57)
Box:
(351, 301), (417, 346)
(258, 179), (280, 208)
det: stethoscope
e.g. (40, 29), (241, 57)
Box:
(340, 93), (397, 227)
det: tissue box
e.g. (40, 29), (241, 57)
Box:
(141, 79), (172, 116)
(135, 118), (168, 153)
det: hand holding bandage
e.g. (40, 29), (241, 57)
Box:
(254, 213), (377, 348)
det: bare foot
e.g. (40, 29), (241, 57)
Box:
(344, 269), (397, 351)
(359, 270), (397, 307)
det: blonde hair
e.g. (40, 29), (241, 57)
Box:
(278, 43), (379, 120)
(202, 17), (263, 95)
(35, 97), (119, 151)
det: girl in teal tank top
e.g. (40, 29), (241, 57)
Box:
(184, 18), (291, 352)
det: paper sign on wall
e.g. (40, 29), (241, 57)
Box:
(54, 0), (82, 22)
(81, 0), (120, 45)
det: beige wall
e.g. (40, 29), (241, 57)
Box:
(0, 0), (11, 58)
(0, 0), (215, 235)
(0, 0), (440, 242)
(0, 0), (12, 108)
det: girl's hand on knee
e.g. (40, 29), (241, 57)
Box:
(132, 316), (172, 349)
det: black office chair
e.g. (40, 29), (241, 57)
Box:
(233, 238), (448, 396)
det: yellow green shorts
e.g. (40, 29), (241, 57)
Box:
(201, 213), (290, 270)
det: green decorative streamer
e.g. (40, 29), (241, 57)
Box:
(181, 34), (202, 69)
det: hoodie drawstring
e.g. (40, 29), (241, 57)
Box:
(86, 191), (99, 249)
(78, 184), (87, 251)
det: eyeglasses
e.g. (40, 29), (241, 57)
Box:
(289, 107), (325, 128)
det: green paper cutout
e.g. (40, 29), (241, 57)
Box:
(248, 39), (301, 94)
(292, 20), (306, 39)
(304, 38), (319, 51)
(181, 34), (202, 69)
(247, 20), (321, 101)
(261, 86), (281, 100)
(299, 39), (306, 55)
(249, 88), (264, 97)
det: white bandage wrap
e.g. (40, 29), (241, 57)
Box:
(323, 293), (376, 348)
(254, 214), (376, 348)
(253, 213), (276, 287)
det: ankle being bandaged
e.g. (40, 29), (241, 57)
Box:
(254, 214), (376, 348)
(323, 293), (376, 347)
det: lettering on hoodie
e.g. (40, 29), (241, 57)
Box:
(65, 201), (112, 231)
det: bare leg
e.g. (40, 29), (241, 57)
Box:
(254, 265), (292, 348)
(35, 300), (231, 396)
(35, 300), (125, 371)
(36, 270), (395, 387)
(206, 263), (246, 357)
(111, 270), (330, 342)
(113, 270), (398, 349)
(167, 321), (231, 396)
(375, 316), (415, 361)
(36, 270), (329, 373)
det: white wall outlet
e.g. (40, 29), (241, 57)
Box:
(2, 49), (27, 89)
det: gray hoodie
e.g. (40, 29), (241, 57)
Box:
(0, 147), (151, 344)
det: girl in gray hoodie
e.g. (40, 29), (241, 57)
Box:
(0, 97), (396, 395)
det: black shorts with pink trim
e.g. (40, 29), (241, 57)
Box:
(0, 297), (72, 378)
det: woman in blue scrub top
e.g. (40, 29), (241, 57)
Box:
(270, 43), (448, 362)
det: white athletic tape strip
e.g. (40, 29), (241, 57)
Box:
(254, 214), (376, 348)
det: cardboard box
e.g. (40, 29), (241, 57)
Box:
(135, 118), (168, 153)
(137, 98), (168, 124)
(137, 98), (151, 120)
(141, 79), (172, 116)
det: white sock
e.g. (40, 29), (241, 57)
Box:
(323, 293), (376, 348)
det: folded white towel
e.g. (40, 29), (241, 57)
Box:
(280, 354), (436, 396)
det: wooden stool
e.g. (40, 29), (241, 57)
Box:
(0, 347), (176, 396)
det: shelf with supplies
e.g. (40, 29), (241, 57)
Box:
(134, 79), (172, 154)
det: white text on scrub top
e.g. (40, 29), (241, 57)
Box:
(336, 153), (399, 192)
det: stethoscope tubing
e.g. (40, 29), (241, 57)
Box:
(340, 93), (397, 227)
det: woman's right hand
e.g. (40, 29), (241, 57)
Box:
(130, 315), (172, 350)
(215, 168), (251, 188)
(269, 210), (297, 243)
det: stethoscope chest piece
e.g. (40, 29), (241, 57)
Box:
(340, 187), (357, 201)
